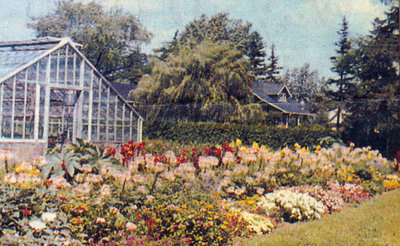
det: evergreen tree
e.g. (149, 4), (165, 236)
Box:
(244, 32), (266, 76)
(344, 7), (400, 156)
(265, 44), (282, 82)
(326, 16), (355, 131)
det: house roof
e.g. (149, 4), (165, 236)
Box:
(253, 80), (292, 97)
(109, 82), (137, 101)
(253, 80), (314, 116)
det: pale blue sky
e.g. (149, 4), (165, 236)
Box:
(0, 0), (391, 77)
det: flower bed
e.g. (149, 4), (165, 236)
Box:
(0, 140), (396, 245)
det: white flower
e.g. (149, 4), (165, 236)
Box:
(96, 217), (106, 224)
(41, 212), (57, 223)
(100, 184), (112, 197)
(29, 220), (46, 230)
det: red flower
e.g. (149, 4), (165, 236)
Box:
(23, 208), (31, 216)
(59, 196), (69, 201)
(105, 146), (116, 157)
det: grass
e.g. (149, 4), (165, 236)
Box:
(237, 189), (400, 246)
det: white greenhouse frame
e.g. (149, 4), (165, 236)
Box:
(0, 37), (143, 147)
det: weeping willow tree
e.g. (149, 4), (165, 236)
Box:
(133, 40), (264, 123)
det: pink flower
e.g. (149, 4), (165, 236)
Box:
(126, 222), (137, 232)
(4, 173), (17, 184)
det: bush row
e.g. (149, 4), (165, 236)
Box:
(143, 121), (334, 149)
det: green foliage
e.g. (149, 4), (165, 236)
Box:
(43, 148), (81, 180)
(0, 185), (72, 245)
(264, 44), (282, 82)
(341, 7), (400, 158)
(155, 13), (266, 75)
(44, 139), (119, 180)
(29, 0), (151, 85)
(326, 16), (355, 131)
(144, 121), (334, 149)
(132, 192), (250, 245)
(284, 63), (324, 105)
(135, 40), (263, 123)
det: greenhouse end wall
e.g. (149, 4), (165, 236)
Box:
(0, 38), (143, 150)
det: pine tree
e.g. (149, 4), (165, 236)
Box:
(244, 32), (266, 77)
(326, 16), (354, 131)
(265, 44), (282, 82)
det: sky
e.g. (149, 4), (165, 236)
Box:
(0, 0), (392, 78)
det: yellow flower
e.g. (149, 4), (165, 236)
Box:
(236, 139), (242, 147)
(253, 142), (259, 151)
(294, 143), (301, 149)
(247, 200), (255, 205)
(181, 204), (187, 209)
(29, 169), (40, 177)
(15, 164), (23, 173)
(20, 183), (30, 188)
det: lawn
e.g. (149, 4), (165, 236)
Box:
(241, 188), (400, 246)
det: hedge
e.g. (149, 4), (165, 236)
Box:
(143, 121), (334, 150)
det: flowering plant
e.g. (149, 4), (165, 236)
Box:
(258, 190), (326, 222)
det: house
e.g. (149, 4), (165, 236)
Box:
(252, 80), (314, 126)
(0, 37), (143, 158)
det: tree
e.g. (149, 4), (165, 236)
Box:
(379, 0), (400, 54)
(344, 7), (400, 157)
(155, 13), (266, 75)
(326, 16), (355, 131)
(29, 0), (152, 84)
(245, 32), (267, 77)
(283, 63), (323, 103)
(134, 40), (264, 123)
(265, 44), (282, 82)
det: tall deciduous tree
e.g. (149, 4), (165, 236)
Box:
(326, 16), (355, 131)
(284, 63), (323, 103)
(265, 44), (282, 82)
(155, 13), (266, 75)
(29, 0), (152, 84)
(134, 40), (264, 123)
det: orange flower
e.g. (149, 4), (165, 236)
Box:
(71, 216), (83, 225)
(76, 205), (89, 214)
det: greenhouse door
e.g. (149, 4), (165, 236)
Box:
(48, 88), (82, 147)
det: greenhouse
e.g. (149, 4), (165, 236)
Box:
(0, 37), (143, 150)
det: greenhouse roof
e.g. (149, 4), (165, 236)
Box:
(0, 37), (81, 83)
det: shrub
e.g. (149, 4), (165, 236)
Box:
(144, 121), (333, 149)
